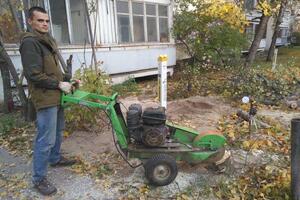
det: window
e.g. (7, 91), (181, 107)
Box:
(280, 28), (289, 44)
(70, 0), (89, 44)
(244, 0), (255, 10)
(117, 1), (131, 43)
(159, 5), (168, 42)
(49, 0), (89, 44)
(1, 0), (90, 45)
(146, 4), (157, 42)
(28, 0), (44, 7)
(50, 0), (70, 44)
(280, 28), (288, 38)
(116, 0), (170, 44)
(132, 2), (145, 42)
(244, 24), (254, 40)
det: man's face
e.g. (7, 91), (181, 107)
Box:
(28, 11), (49, 33)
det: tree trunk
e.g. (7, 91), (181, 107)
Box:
(0, 59), (13, 113)
(245, 14), (270, 67)
(7, 0), (23, 32)
(84, 0), (98, 69)
(0, 30), (14, 114)
(266, 0), (288, 61)
(0, 41), (28, 116)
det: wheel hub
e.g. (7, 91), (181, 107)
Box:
(153, 164), (171, 181)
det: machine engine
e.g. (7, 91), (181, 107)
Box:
(126, 104), (168, 147)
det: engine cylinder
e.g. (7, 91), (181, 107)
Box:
(142, 125), (168, 147)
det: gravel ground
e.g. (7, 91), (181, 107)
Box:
(0, 148), (114, 200)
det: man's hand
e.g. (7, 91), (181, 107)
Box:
(58, 82), (72, 94)
(70, 79), (81, 90)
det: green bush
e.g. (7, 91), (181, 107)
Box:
(64, 66), (140, 131)
(223, 66), (300, 104)
(111, 77), (140, 96)
(0, 113), (27, 136)
(65, 65), (112, 131)
(173, 0), (247, 68)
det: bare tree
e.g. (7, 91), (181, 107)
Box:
(84, 0), (98, 69)
(0, 31), (13, 113)
(1, 0), (33, 120)
(266, 0), (288, 61)
(8, 0), (23, 32)
(0, 37), (28, 115)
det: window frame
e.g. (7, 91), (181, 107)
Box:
(45, 0), (90, 45)
(116, 0), (132, 43)
(244, 0), (257, 11)
(115, 0), (170, 44)
(158, 4), (169, 42)
(131, 1), (145, 42)
(146, 3), (159, 42)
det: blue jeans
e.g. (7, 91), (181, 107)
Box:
(32, 106), (64, 183)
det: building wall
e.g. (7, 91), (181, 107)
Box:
(0, 0), (176, 102)
(1, 44), (176, 101)
(6, 44), (176, 75)
(244, 2), (292, 50)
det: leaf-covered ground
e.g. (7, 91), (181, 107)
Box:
(0, 93), (295, 199)
(0, 47), (299, 199)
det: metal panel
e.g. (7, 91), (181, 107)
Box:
(64, 46), (176, 74)
(110, 0), (117, 42)
(107, 0), (114, 42)
(102, 0), (108, 43)
(65, 0), (73, 43)
(98, 0), (117, 44)
(99, 0), (104, 43)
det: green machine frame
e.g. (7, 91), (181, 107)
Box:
(61, 90), (226, 163)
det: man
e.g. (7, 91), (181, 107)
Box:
(20, 7), (76, 195)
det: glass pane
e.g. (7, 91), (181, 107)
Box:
(117, 1), (129, 13)
(147, 17), (157, 42)
(132, 2), (143, 15)
(50, 0), (70, 44)
(146, 4), (156, 16)
(158, 5), (168, 17)
(244, 0), (254, 10)
(118, 15), (131, 42)
(29, 0), (45, 7)
(280, 29), (287, 37)
(70, 0), (89, 44)
(159, 18), (168, 42)
(133, 16), (144, 42)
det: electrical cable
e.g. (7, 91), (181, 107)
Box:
(103, 109), (143, 169)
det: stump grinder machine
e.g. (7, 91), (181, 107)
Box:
(61, 90), (230, 186)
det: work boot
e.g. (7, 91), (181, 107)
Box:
(50, 156), (77, 167)
(33, 178), (57, 196)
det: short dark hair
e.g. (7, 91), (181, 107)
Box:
(28, 6), (47, 19)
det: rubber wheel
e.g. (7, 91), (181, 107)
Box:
(144, 154), (178, 186)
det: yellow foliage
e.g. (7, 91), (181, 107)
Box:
(227, 130), (236, 140)
(63, 131), (70, 137)
(256, 0), (280, 16)
(198, 0), (249, 30)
